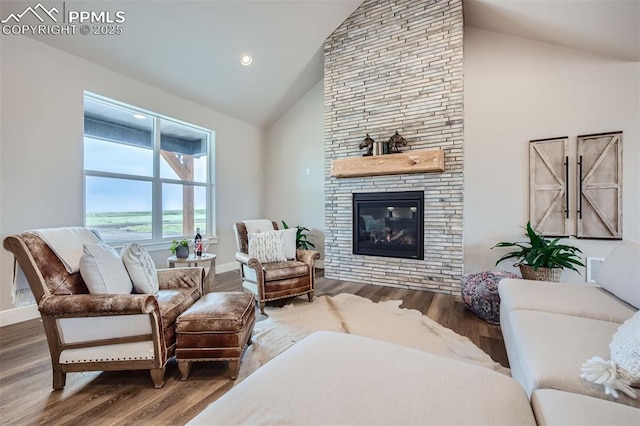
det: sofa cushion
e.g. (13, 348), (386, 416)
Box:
(79, 243), (133, 295)
(121, 243), (159, 295)
(506, 309), (639, 408)
(177, 292), (255, 333)
(157, 287), (200, 329)
(263, 260), (309, 281)
(596, 241), (640, 309)
(499, 278), (636, 323)
(188, 331), (536, 425)
(531, 389), (640, 426)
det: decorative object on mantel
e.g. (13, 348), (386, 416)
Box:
(331, 148), (444, 178)
(359, 134), (375, 156)
(387, 130), (407, 153)
(492, 221), (584, 282)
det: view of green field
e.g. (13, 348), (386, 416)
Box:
(86, 209), (206, 242)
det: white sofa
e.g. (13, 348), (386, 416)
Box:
(500, 240), (640, 414)
(188, 242), (640, 425)
(190, 331), (538, 425)
(189, 330), (639, 425)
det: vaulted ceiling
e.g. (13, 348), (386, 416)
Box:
(9, 0), (639, 128)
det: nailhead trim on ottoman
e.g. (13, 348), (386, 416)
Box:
(461, 271), (520, 324)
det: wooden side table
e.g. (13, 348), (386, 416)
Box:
(167, 254), (217, 294)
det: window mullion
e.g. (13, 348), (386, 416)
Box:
(207, 133), (215, 238)
(152, 117), (162, 241)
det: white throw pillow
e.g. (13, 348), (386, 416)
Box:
(121, 242), (159, 295)
(581, 311), (640, 399)
(282, 228), (298, 260)
(248, 230), (287, 263)
(80, 243), (133, 294)
(596, 241), (640, 309)
(610, 311), (640, 388)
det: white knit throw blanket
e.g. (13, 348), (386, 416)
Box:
(31, 227), (99, 273)
(243, 219), (275, 234)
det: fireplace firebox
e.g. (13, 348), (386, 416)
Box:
(353, 191), (424, 260)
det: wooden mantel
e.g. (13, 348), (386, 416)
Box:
(330, 149), (444, 178)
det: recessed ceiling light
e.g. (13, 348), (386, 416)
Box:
(133, 114), (146, 119)
(241, 55), (253, 66)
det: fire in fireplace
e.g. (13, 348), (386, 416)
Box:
(353, 191), (424, 260)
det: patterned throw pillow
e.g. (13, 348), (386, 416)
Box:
(121, 242), (159, 295)
(80, 243), (133, 294)
(248, 230), (287, 263)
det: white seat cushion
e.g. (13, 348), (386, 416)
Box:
(532, 389), (640, 425)
(189, 331), (536, 425)
(499, 278), (636, 323)
(505, 310), (639, 408)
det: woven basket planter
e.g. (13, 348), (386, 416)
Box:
(518, 264), (562, 282)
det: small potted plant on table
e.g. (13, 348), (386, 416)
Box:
(170, 239), (190, 259)
(492, 222), (584, 282)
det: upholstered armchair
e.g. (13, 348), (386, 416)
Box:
(233, 220), (320, 313)
(3, 230), (203, 390)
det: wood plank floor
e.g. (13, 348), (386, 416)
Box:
(0, 270), (508, 425)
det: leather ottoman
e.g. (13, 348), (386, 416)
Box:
(176, 292), (255, 380)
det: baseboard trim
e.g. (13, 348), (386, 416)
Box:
(216, 261), (323, 272)
(217, 262), (238, 274)
(0, 305), (39, 327)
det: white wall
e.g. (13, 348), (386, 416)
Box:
(264, 81), (325, 260)
(464, 28), (640, 282)
(0, 35), (264, 313)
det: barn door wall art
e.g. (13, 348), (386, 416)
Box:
(529, 131), (622, 239)
(577, 132), (623, 239)
(529, 137), (569, 236)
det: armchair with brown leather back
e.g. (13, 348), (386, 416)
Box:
(3, 228), (203, 390)
(233, 220), (320, 313)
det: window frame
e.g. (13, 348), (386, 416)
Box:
(83, 92), (216, 247)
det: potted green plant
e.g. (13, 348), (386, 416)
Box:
(282, 221), (316, 250)
(492, 222), (584, 282)
(170, 239), (189, 258)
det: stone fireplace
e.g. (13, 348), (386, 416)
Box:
(323, 0), (464, 294)
(353, 191), (424, 260)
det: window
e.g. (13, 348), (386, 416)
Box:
(83, 93), (215, 244)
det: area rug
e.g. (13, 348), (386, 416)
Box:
(237, 293), (509, 380)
